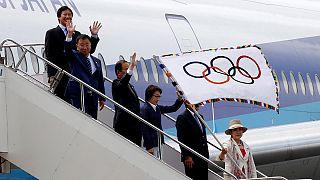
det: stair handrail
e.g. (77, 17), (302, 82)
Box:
(104, 71), (268, 178)
(1, 39), (238, 179)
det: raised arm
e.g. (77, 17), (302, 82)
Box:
(89, 21), (102, 53)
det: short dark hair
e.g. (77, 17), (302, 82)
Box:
(185, 103), (200, 109)
(115, 60), (128, 75)
(75, 34), (91, 44)
(57, 6), (73, 18)
(145, 85), (162, 101)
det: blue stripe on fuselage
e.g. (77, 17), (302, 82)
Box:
(164, 101), (320, 137)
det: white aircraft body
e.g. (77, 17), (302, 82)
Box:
(1, 0), (320, 179)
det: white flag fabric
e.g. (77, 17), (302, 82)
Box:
(158, 46), (279, 111)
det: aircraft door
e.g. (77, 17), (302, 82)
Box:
(165, 14), (202, 53)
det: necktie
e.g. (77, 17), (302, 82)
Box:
(86, 58), (92, 74)
(64, 28), (68, 36)
(194, 114), (203, 132)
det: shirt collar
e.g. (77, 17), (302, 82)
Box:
(58, 24), (67, 31)
(148, 102), (157, 112)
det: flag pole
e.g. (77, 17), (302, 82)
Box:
(154, 55), (247, 178)
(211, 102), (215, 133)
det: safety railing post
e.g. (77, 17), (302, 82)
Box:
(14, 49), (28, 72)
(80, 84), (85, 112)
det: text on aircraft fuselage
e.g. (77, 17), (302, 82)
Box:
(0, 0), (81, 16)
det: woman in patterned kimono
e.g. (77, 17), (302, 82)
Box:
(218, 119), (257, 180)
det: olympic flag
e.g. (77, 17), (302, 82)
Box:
(158, 46), (279, 111)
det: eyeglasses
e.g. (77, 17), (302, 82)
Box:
(152, 95), (161, 98)
(77, 44), (90, 48)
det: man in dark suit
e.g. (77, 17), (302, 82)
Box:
(176, 104), (209, 180)
(45, 6), (101, 102)
(141, 85), (183, 158)
(64, 22), (105, 119)
(112, 53), (142, 146)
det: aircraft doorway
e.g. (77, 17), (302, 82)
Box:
(165, 14), (202, 53)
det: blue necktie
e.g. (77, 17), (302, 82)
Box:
(86, 58), (92, 74)
(64, 28), (68, 36)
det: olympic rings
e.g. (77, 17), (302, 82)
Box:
(237, 55), (261, 79)
(182, 55), (261, 85)
(183, 61), (210, 78)
(203, 66), (230, 84)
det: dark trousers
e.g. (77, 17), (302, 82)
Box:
(53, 75), (70, 103)
(115, 126), (142, 147)
(184, 158), (208, 180)
(69, 92), (99, 119)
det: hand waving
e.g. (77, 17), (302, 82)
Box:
(129, 52), (137, 70)
(66, 20), (76, 37)
(89, 21), (102, 35)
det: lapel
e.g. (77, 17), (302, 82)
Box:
(75, 52), (92, 75)
(128, 83), (138, 98)
(91, 55), (101, 74)
(185, 110), (203, 134)
(232, 138), (249, 161)
(55, 26), (65, 40)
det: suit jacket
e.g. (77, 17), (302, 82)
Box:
(222, 138), (257, 179)
(176, 109), (209, 162)
(64, 40), (105, 118)
(45, 25), (99, 77)
(112, 73), (140, 130)
(141, 99), (183, 150)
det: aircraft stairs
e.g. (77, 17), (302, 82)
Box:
(0, 39), (287, 180)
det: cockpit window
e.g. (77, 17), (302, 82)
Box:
(150, 58), (159, 83)
(289, 71), (297, 94)
(306, 73), (314, 96)
(298, 72), (306, 95)
(140, 57), (149, 82)
(281, 71), (289, 94)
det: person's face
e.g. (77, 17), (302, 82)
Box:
(58, 9), (73, 26)
(76, 39), (91, 57)
(117, 62), (129, 79)
(149, 91), (161, 105)
(230, 127), (244, 141)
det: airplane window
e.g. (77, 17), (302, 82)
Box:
(315, 74), (320, 95)
(150, 58), (159, 83)
(17, 47), (28, 73)
(97, 53), (107, 78)
(272, 70), (280, 93)
(165, 14), (201, 53)
(140, 57), (149, 82)
(119, 55), (125, 60)
(289, 71), (298, 94)
(4, 47), (15, 67)
(29, 47), (39, 74)
(298, 73), (306, 95)
(281, 71), (289, 94)
(306, 73), (314, 96)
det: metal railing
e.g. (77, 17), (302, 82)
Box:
(0, 39), (288, 180)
